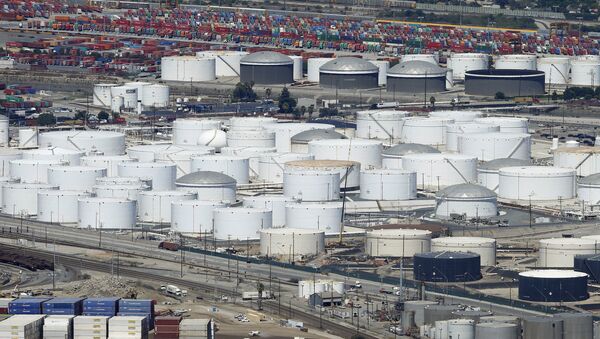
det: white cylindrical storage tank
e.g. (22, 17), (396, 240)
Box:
(126, 144), (172, 162)
(365, 229), (432, 257)
(229, 117), (278, 131)
(498, 166), (576, 200)
(290, 55), (303, 80)
(0, 116), (7, 147)
(402, 153), (478, 189)
(570, 59), (600, 87)
(435, 183), (498, 220)
(308, 139), (382, 169)
(260, 228), (325, 257)
(539, 238), (598, 268)
(298, 280), (328, 298)
(96, 176), (146, 186)
(0, 176), (18, 207)
(429, 110), (483, 123)
(360, 169), (417, 200)
(457, 132), (531, 161)
(401, 117), (454, 146)
(283, 168), (340, 201)
(285, 202), (343, 233)
(0, 149), (22, 176)
(23, 147), (83, 165)
(307, 57), (335, 82)
(111, 95), (124, 113)
(38, 131), (126, 155)
(157, 148), (215, 179)
(257, 153), (315, 183)
(18, 128), (38, 148)
(494, 54), (537, 70)
(80, 155), (135, 176)
(265, 123), (335, 153)
(477, 158), (531, 191)
(175, 171), (236, 202)
(285, 160), (360, 191)
(553, 147), (600, 177)
(475, 322), (518, 339)
(171, 200), (229, 235)
(290, 129), (347, 154)
(77, 197), (136, 230)
(401, 54), (438, 65)
(243, 195), (293, 228)
(213, 207), (272, 240)
(448, 319), (475, 339)
(93, 183), (149, 201)
(172, 119), (222, 145)
(356, 110), (408, 142)
(221, 146), (277, 177)
(227, 130), (275, 148)
(431, 237), (496, 266)
(3, 183), (58, 216)
(137, 190), (196, 223)
(161, 56), (216, 82)
(473, 117), (528, 134)
(196, 50), (248, 77)
(124, 81), (151, 101)
(141, 84), (170, 108)
(110, 85), (137, 109)
(191, 155), (249, 184)
(117, 162), (176, 191)
(537, 56), (570, 85)
(197, 129), (227, 152)
(47, 166), (106, 191)
(370, 60), (390, 86)
(446, 123), (500, 152)
(381, 143), (440, 170)
(448, 53), (489, 81)
(37, 190), (91, 223)
(93, 83), (116, 106)
(578, 174), (600, 204)
(10, 159), (65, 184)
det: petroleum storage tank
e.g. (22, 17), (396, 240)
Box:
(93, 83), (116, 106)
(446, 123), (500, 152)
(283, 168), (340, 201)
(464, 70), (545, 97)
(109, 85), (137, 109)
(77, 197), (137, 230)
(498, 166), (576, 200)
(18, 128), (38, 148)
(424, 304), (459, 324)
(0, 149), (22, 176)
(284, 160), (360, 191)
(265, 122), (335, 152)
(553, 312), (593, 339)
(0, 116), (7, 147)
(171, 200), (229, 234)
(431, 237), (496, 266)
(213, 207), (272, 240)
(240, 52), (294, 85)
(38, 131), (126, 155)
(307, 57), (335, 82)
(477, 158), (531, 191)
(257, 153), (315, 183)
(290, 55), (303, 80)
(308, 139), (382, 169)
(126, 144), (169, 162)
(93, 183), (149, 201)
(457, 132), (531, 161)
(227, 130), (276, 148)
(405, 301), (438, 326)
(0, 177), (18, 207)
(2, 183), (58, 216)
(387, 61), (447, 93)
(537, 56), (570, 85)
(243, 195), (294, 228)
(191, 155), (250, 184)
(196, 50), (248, 77)
(448, 53), (489, 81)
(577, 173), (600, 203)
(221, 146), (277, 177)
(414, 251), (481, 282)
(229, 117), (278, 131)
(365, 229), (431, 257)
(401, 117), (454, 146)
(260, 228), (325, 257)
(401, 54), (439, 65)
(118, 162), (176, 191)
(175, 171), (236, 202)
(319, 57), (379, 89)
(429, 110), (483, 123)
(570, 58), (600, 87)
(80, 155), (135, 176)
(47, 166), (106, 191)
(111, 95), (124, 113)
(435, 184), (497, 220)
(495, 54), (537, 70)
(141, 84), (170, 108)
(23, 147), (84, 165)
(158, 148), (216, 178)
(291, 129), (347, 154)
(402, 153), (477, 189)
(381, 143), (440, 169)
(124, 81), (151, 100)
(285, 202), (343, 233)
(161, 56), (216, 82)
(96, 176), (146, 186)
(10, 159), (65, 184)
(198, 129), (228, 152)
(521, 316), (564, 339)
(355, 110), (408, 142)
(359, 169), (417, 200)
(370, 59), (390, 86)
(448, 319), (475, 339)
(137, 190), (196, 223)
(553, 146), (600, 177)
(37, 190), (91, 223)
(172, 119), (222, 145)
(475, 322), (518, 339)
(473, 117), (528, 133)
(519, 271), (588, 302)
(538, 238), (597, 268)
(451, 310), (493, 322)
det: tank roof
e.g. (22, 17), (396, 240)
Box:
(519, 270), (587, 278)
(478, 158), (531, 170)
(436, 183), (496, 199)
(176, 171), (236, 185)
(415, 251), (479, 259)
(580, 173), (600, 185)
(383, 143), (440, 156)
(291, 129), (347, 143)
(240, 51), (293, 65)
(388, 60), (447, 76)
(320, 57), (378, 73)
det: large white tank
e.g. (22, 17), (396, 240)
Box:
(117, 162), (176, 191)
(10, 159), (65, 184)
(265, 123), (334, 152)
(23, 147), (84, 165)
(477, 158), (531, 191)
(0, 176), (18, 207)
(227, 130), (275, 148)
(435, 183), (498, 220)
(498, 166), (576, 200)
(356, 110), (408, 142)
(539, 238), (598, 268)
(553, 146), (600, 177)
(308, 138), (382, 169)
(401, 117), (454, 146)
(365, 228), (432, 257)
(285, 160), (360, 191)
(191, 155), (249, 184)
(257, 153), (315, 183)
(47, 166), (106, 191)
(291, 129), (347, 154)
(401, 54), (438, 65)
(93, 83), (116, 106)
(360, 169), (417, 200)
(38, 131), (126, 155)
(196, 50), (248, 77)
(290, 55), (304, 80)
(457, 132), (531, 161)
(243, 195), (294, 228)
(229, 117), (278, 131)
(494, 54), (537, 70)
(578, 174), (600, 204)
(93, 183), (149, 201)
(77, 197), (136, 230)
(18, 128), (38, 148)
(0, 149), (22, 176)
(171, 200), (229, 234)
(213, 207), (272, 240)
(110, 85), (137, 109)
(307, 58), (335, 82)
(2, 183), (58, 216)
(473, 117), (528, 133)
(381, 143), (440, 169)
(447, 319), (475, 339)
(175, 171), (236, 202)
(80, 155), (135, 176)
(141, 84), (170, 108)
(161, 56), (216, 82)
(429, 110), (483, 123)
(285, 202), (343, 233)
(260, 228), (325, 257)
(370, 60), (390, 86)
(172, 119), (222, 145)
(283, 168), (340, 201)
(137, 190), (196, 223)
(126, 144), (173, 162)
(448, 53), (489, 81)
(37, 190), (91, 223)
(402, 153), (478, 189)
(221, 146), (277, 177)
(431, 237), (497, 266)
(570, 58), (600, 87)
(446, 122), (500, 152)
(537, 56), (570, 85)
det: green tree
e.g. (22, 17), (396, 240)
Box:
(300, 105), (307, 117)
(307, 105), (314, 119)
(37, 113), (56, 126)
(265, 88), (272, 99)
(552, 91), (558, 101)
(257, 281), (264, 311)
(74, 111), (86, 121)
(495, 92), (506, 100)
(97, 111), (110, 121)
(429, 96), (436, 109)
(231, 82), (257, 102)
(278, 87), (297, 113)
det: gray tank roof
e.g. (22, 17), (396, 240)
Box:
(383, 143), (440, 156)
(176, 171), (236, 186)
(388, 60), (447, 76)
(436, 183), (496, 199)
(240, 51), (293, 65)
(320, 57), (378, 73)
(580, 173), (600, 185)
(478, 158), (531, 171)
(291, 129), (347, 143)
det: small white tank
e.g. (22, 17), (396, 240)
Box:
(229, 117), (278, 130)
(175, 171), (236, 202)
(172, 119), (222, 145)
(285, 202), (343, 233)
(360, 169), (417, 200)
(447, 319), (475, 339)
(18, 128), (38, 148)
(283, 168), (340, 201)
(191, 155), (250, 184)
(285, 160), (360, 191)
(365, 228), (432, 257)
(0, 176), (19, 207)
(80, 155), (136, 176)
(157, 149), (215, 179)
(0, 149), (23, 177)
(3, 183), (59, 216)
(401, 117), (454, 146)
(457, 132), (531, 161)
(429, 110), (483, 123)
(445, 122), (500, 152)
(110, 85), (137, 109)
(243, 195), (294, 228)
(539, 238), (598, 268)
(10, 159), (66, 184)
(381, 143), (440, 169)
(435, 183), (498, 220)
(431, 237), (496, 266)
(93, 183), (149, 201)
(37, 190), (91, 223)
(308, 138), (382, 169)
(473, 117), (528, 133)
(290, 55), (304, 80)
(257, 153), (315, 183)
(265, 123), (334, 152)
(260, 228), (325, 257)
(118, 162), (177, 191)
(356, 110), (408, 142)
(227, 129), (276, 148)
(137, 190), (196, 223)
(93, 83), (116, 106)
(213, 207), (272, 240)
(498, 166), (576, 200)
(23, 147), (84, 165)
(47, 166), (107, 191)
(77, 197), (137, 230)
(141, 84), (170, 108)
(171, 200), (229, 234)
(402, 153), (478, 189)
(198, 129), (227, 152)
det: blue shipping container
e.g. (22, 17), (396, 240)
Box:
(43, 298), (84, 315)
(84, 297), (120, 308)
(119, 299), (154, 307)
(9, 298), (51, 314)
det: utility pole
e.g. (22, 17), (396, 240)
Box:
(52, 240), (56, 291)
